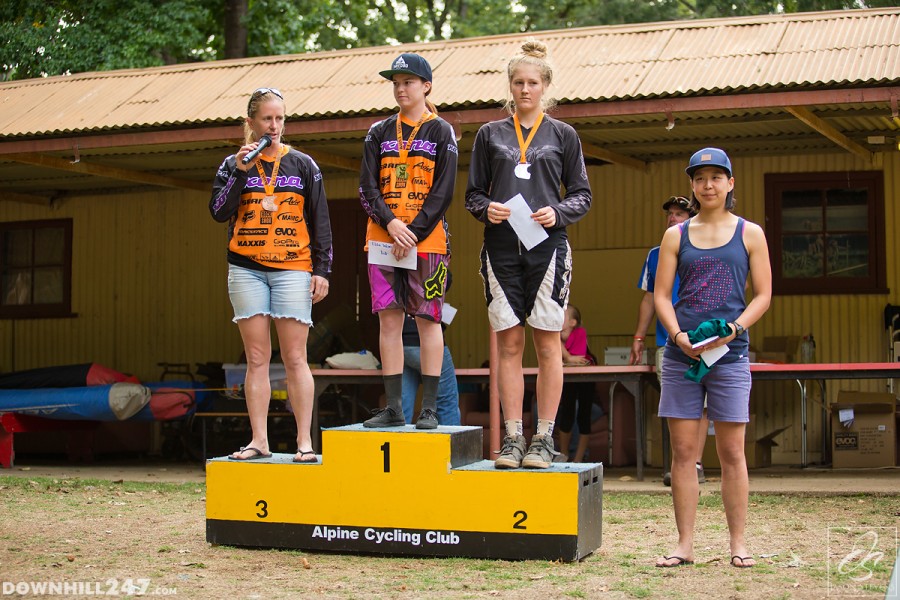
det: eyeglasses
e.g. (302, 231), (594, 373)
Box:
(667, 196), (690, 207)
(247, 88), (284, 114)
(252, 87), (283, 99)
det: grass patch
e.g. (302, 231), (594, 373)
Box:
(2, 475), (898, 599)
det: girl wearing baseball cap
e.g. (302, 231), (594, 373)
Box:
(359, 53), (458, 429)
(653, 148), (772, 568)
(465, 40), (592, 469)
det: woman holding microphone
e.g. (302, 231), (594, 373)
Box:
(210, 87), (333, 463)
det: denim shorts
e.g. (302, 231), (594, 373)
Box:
(659, 357), (750, 422)
(227, 264), (312, 324)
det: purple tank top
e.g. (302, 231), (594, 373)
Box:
(664, 217), (750, 364)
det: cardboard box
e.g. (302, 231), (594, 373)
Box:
(701, 416), (789, 469)
(649, 414), (788, 469)
(755, 351), (789, 364)
(831, 392), (897, 469)
(605, 346), (647, 365)
(759, 336), (803, 363)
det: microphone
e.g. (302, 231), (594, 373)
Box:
(241, 134), (273, 165)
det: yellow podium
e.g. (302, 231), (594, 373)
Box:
(206, 425), (602, 561)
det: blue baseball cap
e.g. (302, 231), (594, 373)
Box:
(686, 147), (732, 177)
(379, 53), (433, 82)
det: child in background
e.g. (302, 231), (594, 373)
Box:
(556, 305), (598, 462)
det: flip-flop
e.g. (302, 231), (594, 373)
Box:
(656, 556), (694, 568)
(228, 446), (272, 461)
(293, 450), (318, 464)
(731, 555), (755, 568)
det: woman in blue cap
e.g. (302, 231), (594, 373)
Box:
(653, 147), (771, 569)
(359, 53), (458, 429)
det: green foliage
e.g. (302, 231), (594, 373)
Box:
(0, 0), (218, 80)
(2, 0), (893, 80)
(520, 0), (683, 31)
(690, 0), (894, 18)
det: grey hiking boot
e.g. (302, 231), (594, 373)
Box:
(696, 463), (706, 483)
(415, 408), (438, 430)
(494, 434), (527, 469)
(363, 407), (405, 428)
(521, 434), (560, 469)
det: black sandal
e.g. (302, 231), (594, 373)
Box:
(731, 555), (755, 568)
(656, 556), (694, 567)
(293, 449), (318, 463)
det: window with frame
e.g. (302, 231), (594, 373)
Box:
(765, 171), (885, 295)
(0, 219), (73, 318)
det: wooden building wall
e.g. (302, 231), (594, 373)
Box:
(1, 150), (897, 464)
(0, 189), (237, 379)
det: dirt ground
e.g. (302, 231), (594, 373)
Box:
(1, 465), (898, 599)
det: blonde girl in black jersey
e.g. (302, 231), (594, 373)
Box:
(466, 41), (591, 469)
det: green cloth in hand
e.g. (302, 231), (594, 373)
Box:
(684, 318), (732, 383)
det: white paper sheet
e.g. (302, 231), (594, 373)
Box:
(701, 343), (729, 367)
(367, 240), (417, 269)
(504, 193), (548, 251)
(441, 303), (457, 325)
(692, 336), (720, 349)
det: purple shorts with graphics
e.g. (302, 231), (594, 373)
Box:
(368, 252), (449, 322)
(659, 357), (751, 422)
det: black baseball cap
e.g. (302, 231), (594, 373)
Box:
(662, 196), (691, 212)
(380, 53), (433, 82)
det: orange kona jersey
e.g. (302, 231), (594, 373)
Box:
(209, 146), (333, 277)
(359, 113), (458, 255)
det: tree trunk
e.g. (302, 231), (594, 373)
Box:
(224, 0), (248, 59)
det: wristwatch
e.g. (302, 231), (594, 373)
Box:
(731, 322), (746, 336)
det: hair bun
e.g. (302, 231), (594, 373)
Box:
(520, 39), (548, 59)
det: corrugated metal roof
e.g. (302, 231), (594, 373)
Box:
(1, 7), (897, 138)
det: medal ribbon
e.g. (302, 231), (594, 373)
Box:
(396, 111), (432, 165)
(253, 143), (287, 197)
(513, 112), (544, 164)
